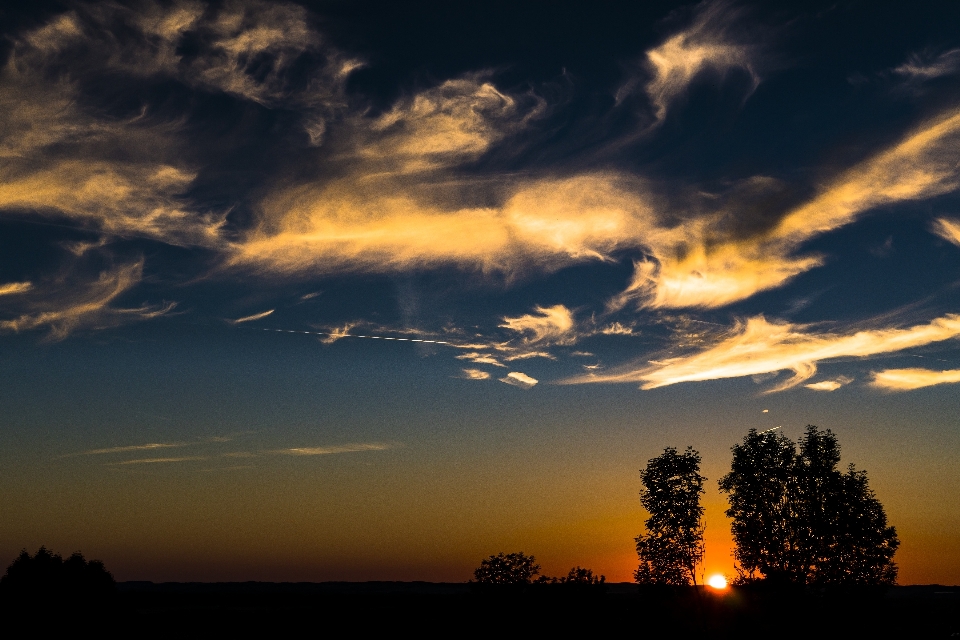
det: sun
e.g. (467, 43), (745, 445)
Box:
(707, 574), (728, 589)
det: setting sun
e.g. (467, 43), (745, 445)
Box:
(707, 575), (728, 590)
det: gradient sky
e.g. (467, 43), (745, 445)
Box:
(2, 0), (959, 585)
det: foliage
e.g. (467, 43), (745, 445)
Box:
(473, 552), (540, 585)
(634, 446), (705, 586)
(0, 546), (116, 598)
(537, 566), (606, 585)
(720, 426), (899, 586)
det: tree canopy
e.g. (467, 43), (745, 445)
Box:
(0, 547), (115, 599)
(720, 426), (899, 586)
(634, 446), (706, 586)
(472, 552), (540, 585)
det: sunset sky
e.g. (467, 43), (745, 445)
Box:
(2, 0), (959, 585)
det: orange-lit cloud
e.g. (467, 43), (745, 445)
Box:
(0, 282), (32, 296)
(562, 314), (960, 391)
(933, 217), (960, 246)
(869, 368), (960, 391)
(79, 443), (186, 456)
(631, 1), (758, 123)
(499, 371), (538, 389)
(456, 352), (506, 367)
(500, 305), (576, 345)
(282, 443), (393, 455)
(112, 456), (207, 465)
(804, 376), (853, 392)
(461, 368), (491, 380)
(230, 310), (275, 324)
(615, 108), (960, 309)
(0, 261), (175, 340)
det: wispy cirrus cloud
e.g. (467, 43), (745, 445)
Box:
(893, 48), (960, 83)
(617, 0), (760, 124)
(0, 260), (175, 340)
(78, 442), (185, 456)
(500, 304), (576, 345)
(0, 282), (32, 296)
(456, 352), (506, 367)
(933, 217), (960, 246)
(230, 309), (275, 324)
(282, 443), (393, 455)
(614, 107), (960, 310)
(869, 368), (960, 391)
(111, 456), (207, 465)
(804, 376), (853, 392)
(461, 368), (491, 380)
(562, 314), (960, 392)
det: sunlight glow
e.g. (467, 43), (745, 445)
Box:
(707, 574), (728, 589)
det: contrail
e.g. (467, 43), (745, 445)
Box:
(258, 327), (450, 344)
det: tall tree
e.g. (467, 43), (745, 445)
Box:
(635, 446), (705, 586)
(720, 426), (899, 586)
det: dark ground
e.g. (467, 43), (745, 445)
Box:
(3, 582), (957, 637)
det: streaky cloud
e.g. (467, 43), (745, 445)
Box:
(499, 371), (538, 389)
(615, 107), (960, 310)
(461, 368), (491, 380)
(619, 0), (759, 124)
(869, 368), (960, 391)
(0, 282), (32, 296)
(0, 260), (175, 340)
(893, 48), (960, 82)
(933, 217), (960, 246)
(283, 443), (393, 455)
(230, 309), (275, 324)
(804, 376), (853, 392)
(560, 314), (960, 392)
(81, 443), (184, 455)
(500, 305), (576, 345)
(112, 456), (207, 465)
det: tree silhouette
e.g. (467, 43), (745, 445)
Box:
(634, 446), (705, 586)
(473, 552), (540, 585)
(0, 547), (115, 602)
(718, 428), (800, 584)
(720, 426), (899, 586)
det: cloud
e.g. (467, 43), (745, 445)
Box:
(933, 217), (960, 246)
(614, 107), (960, 309)
(357, 75), (543, 172)
(500, 305), (576, 345)
(503, 351), (555, 361)
(561, 314), (960, 392)
(600, 322), (636, 335)
(0, 260), (176, 340)
(499, 371), (538, 389)
(230, 309), (275, 324)
(282, 443), (393, 455)
(456, 352), (506, 367)
(461, 368), (491, 380)
(318, 322), (358, 344)
(619, 0), (759, 123)
(804, 376), (853, 392)
(893, 48), (960, 82)
(0, 282), (32, 296)
(869, 368), (960, 391)
(112, 456), (207, 465)
(79, 442), (185, 456)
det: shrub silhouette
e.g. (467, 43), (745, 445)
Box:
(0, 547), (116, 603)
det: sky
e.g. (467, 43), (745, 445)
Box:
(1, 0), (959, 585)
